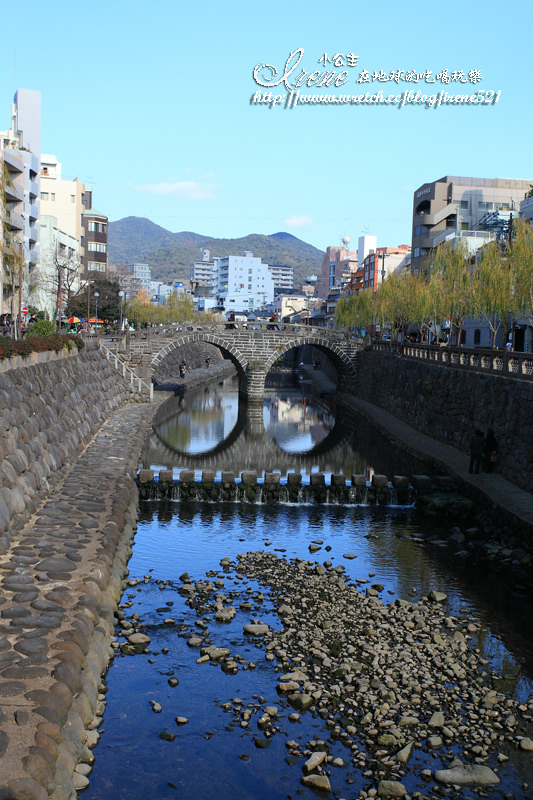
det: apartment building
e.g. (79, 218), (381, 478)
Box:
(215, 251), (275, 313)
(0, 89), (41, 314)
(411, 175), (533, 272)
(41, 158), (108, 281)
(189, 249), (216, 286)
(362, 245), (411, 291)
(268, 263), (293, 292)
(315, 238), (358, 299)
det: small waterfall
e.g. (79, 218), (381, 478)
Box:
(138, 475), (416, 506)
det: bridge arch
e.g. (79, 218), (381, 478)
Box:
(150, 324), (360, 401)
(152, 332), (250, 393)
(261, 336), (357, 395)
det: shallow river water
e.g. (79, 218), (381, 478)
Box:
(83, 373), (533, 800)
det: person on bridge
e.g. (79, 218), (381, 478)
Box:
(469, 429), (485, 475)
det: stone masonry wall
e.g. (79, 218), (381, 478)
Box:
(355, 350), (533, 493)
(0, 347), (146, 555)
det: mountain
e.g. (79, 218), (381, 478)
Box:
(108, 217), (323, 287)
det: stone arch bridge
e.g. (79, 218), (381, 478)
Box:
(141, 322), (361, 402)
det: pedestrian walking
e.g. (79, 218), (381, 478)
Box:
(484, 428), (498, 473)
(469, 429), (485, 474)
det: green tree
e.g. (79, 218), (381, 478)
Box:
(431, 240), (473, 345)
(507, 217), (533, 330)
(471, 241), (513, 347)
(375, 270), (425, 340)
(67, 279), (121, 322)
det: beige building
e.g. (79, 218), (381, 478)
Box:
(40, 155), (108, 283)
(40, 155), (85, 248)
(411, 175), (533, 272)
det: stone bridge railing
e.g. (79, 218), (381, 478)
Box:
(373, 340), (533, 381)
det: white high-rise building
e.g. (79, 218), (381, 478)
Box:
(215, 251), (275, 313)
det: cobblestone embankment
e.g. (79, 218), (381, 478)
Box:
(0, 349), (166, 799)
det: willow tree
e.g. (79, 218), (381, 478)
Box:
(431, 240), (473, 345)
(470, 241), (513, 347)
(335, 289), (374, 332)
(164, 292), (196, 323)
(507, 217), (533, 330)
(374, 270), (425, 340)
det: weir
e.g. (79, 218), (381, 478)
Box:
(137, 469), (432, 506)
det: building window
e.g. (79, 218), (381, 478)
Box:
(88, 261), (106, 272)
(41, 192), (49, 200)
(88, 221), (107, 233)
(460, 200), (469, 210)
(460, 222), (469, 231)
(474, 329), (481, 345)
(88, 242), (107, 252)
(51, 193), (55, 201)
(71, 195), (75, 203)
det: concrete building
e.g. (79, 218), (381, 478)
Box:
(0, 89), (41, 314)
(108, 262), (152, 299)
(273, 294), (309, 322)
(520, 187), (533, 225)
(215, 251), (275, 313)
(268, 263), (293, 292)
(362, 245), (411, 291)
(39, 215), (80, 321)
(189, 249), (215, 287)
(40, 155), (85, 244)
(315, 237), (358, 299)
(81, 198), (108, 279)
(41, 157), (108, 282)
(411, 175), (533, 272)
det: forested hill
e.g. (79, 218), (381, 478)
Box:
(108, 217), (323, 286)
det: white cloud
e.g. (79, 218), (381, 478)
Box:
(285, 214), (313, 228)
(135, 181), (217, 200)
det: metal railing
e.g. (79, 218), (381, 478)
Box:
(372, 340), (533, 381)
(98, 339), (153, 401)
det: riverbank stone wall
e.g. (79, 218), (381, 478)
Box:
(0, 348), (146, 556)
(0, 350), (159, 799)
(355, 349), (533, 493)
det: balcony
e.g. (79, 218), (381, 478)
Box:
(2, 148), (24, 173)
(5, 209), (24, 232)
(5, 181), (24, 203)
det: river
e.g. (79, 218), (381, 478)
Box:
(83, 370), (533, 800)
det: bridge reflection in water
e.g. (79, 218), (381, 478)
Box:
(140, 370), (428, 487)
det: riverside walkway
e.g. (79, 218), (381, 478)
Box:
(0, 399), (163, 798)
(300, 365), (533, 531)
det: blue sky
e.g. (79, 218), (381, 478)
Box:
(2, 0), (532, 252)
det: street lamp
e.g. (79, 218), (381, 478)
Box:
(94, 292), (100, 335)
(119, 290), (125, 331)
